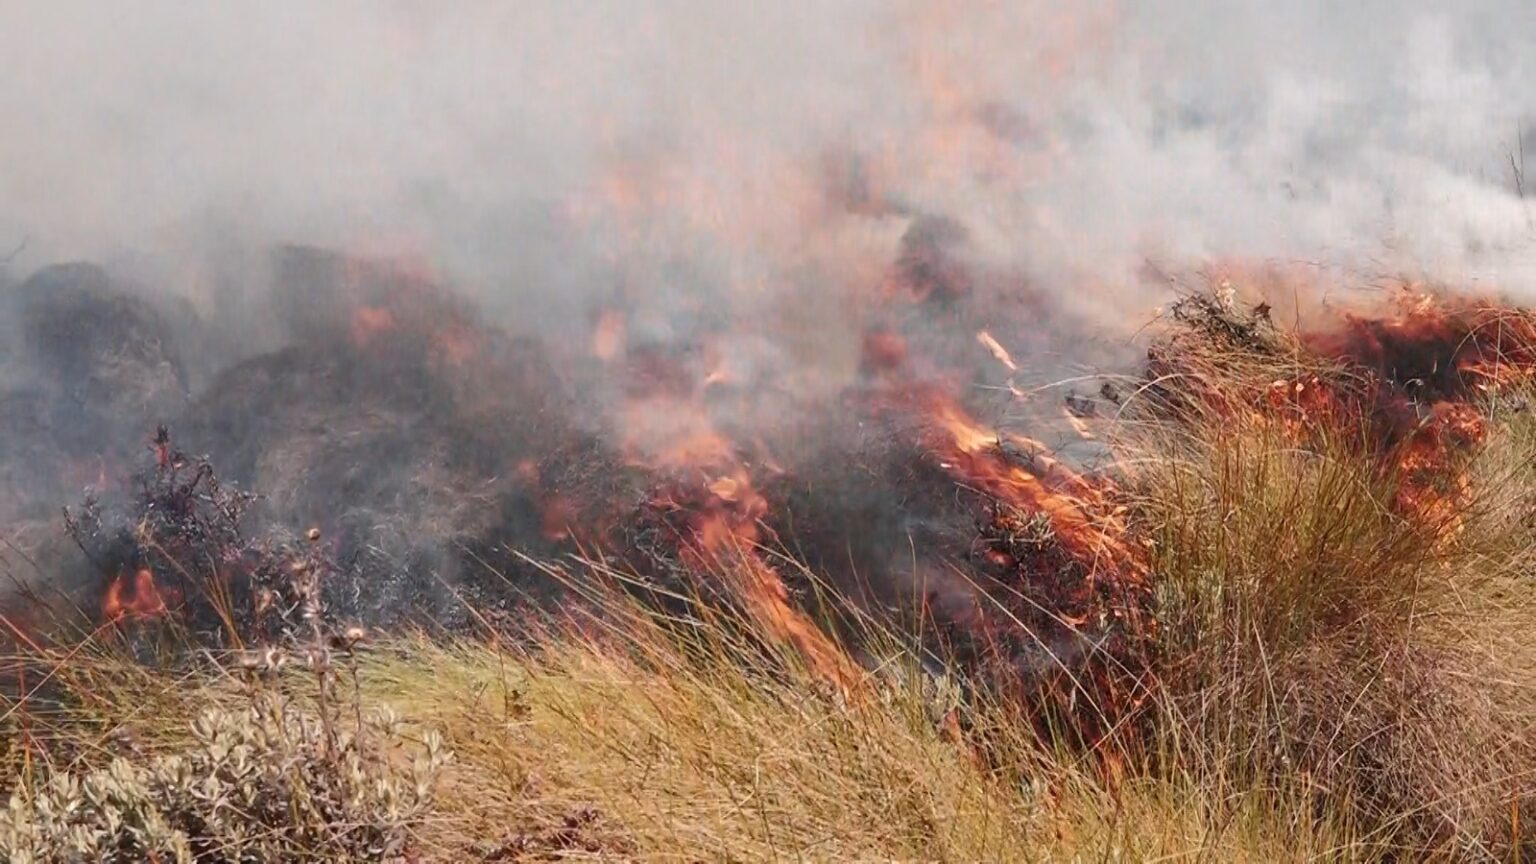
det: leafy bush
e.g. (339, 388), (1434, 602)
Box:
(0, 692), (447, 863)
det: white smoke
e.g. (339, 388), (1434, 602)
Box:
(1, 0), (1533, 325)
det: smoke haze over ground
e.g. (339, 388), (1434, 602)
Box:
(2, 2), (1536, 632)
(6, 10), (1536, 858)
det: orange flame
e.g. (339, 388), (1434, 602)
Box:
(102, 568), (176, 622)
(1168, 288), (1536, 538)
(678, 467), (862, 692)
(919, 391), (1146, 584)
(627, 378), (862, 691)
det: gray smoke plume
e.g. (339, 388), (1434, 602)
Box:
(2, 0), (1533, 326)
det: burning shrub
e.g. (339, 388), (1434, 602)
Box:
(0, 693), (448, 863)
(1146, 288), (1536, 526)
(11, 426), (453, 862)
(63, 427), (259, 640)
(1124, 286), (1536, 856)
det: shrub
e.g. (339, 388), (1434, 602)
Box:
(0, 691), (448, 863)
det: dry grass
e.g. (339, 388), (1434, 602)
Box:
(364, 632), (1364, 862)
(6, 521), (1528, 862)
(0, 297), (1533, 861)
(1117, 306), (1536, 860)
(0, 611), (1377, 862)
(1127, 415), (1533, 857)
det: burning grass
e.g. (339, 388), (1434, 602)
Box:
(1, 283), (1534, 860)
(1119, 289), (1536, 857)
(0, 579), (1383, 862)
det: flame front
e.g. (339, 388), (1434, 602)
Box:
(36, 224), (1536, 761)
(922, 391), (1144, 580)
(675, 466), (863, 691)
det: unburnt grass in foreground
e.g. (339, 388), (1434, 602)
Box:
(0, 285), (1533, 862)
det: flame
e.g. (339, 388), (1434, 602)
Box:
(918, 391), (1145, 582)
(885, 386), (1155, 749)
(1162, 288), (1536, 540)
(592, 308), (628, 361)
(620, 351), (863, 691)
(350, 305), (398, 346)
(672, 465), (862, 692)
(1249, 370), (1489, 533)
(977, 330), (1018, 372)
(102, 568), (176, 622)
(1303, 297), (1536, 530)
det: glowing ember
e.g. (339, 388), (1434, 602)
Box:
(592, 309), (628, 361)
(977, 329), (1018, 372)
(350, 305), (398, 346)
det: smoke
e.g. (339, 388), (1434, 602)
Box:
(3, 0), (1534, 324)
(3, 1), (1536, 637)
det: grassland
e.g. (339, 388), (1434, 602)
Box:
(1, 297), (1533, 862)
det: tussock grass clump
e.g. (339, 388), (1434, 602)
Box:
(1118, 293), (1536, 858)
(357, 587), (1367, 862)
(1131, 417), (1531, 855)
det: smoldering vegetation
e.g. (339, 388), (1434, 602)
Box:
(0, 233), (1121, 646)
(0, 3), (1534, 859)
